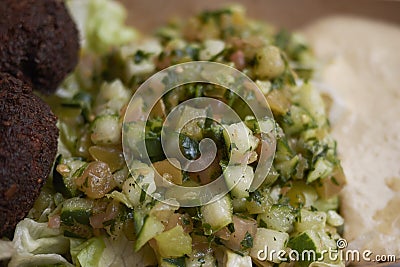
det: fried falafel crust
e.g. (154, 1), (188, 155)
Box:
(0, 0), (79, 94)
(0, 73), (59, 238)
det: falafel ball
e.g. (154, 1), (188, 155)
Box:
(0, 0), (79, 94)
(0, 73), (59, 238)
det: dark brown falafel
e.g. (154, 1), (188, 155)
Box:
(0, 73), (59, 238)
(0, 0), (79, 94)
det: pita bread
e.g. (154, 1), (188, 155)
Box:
(302, 16), (400, 261)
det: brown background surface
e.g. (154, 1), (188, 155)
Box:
(118, 0), (400, 31)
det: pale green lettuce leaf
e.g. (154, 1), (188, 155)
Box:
(2, 218), (158, 267)
(100, 235), (157, 266)
(4, 218), (73, 267)
(8, 253), (73, 267)
(75, 234), (157, 267)
(76, 237), (106, 267)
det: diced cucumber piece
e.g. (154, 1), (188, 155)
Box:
(106, 176), (142, 209)
(178, 105), (206, 140)
(293, 84), (327, 128)
(326, 210), (344, 227)
(61, 197), (95, 239)
(307, 157), (333, 183)
(224, 165), (254, 198)
(312, 196), (339, 212)
(275, 154), (299, 181)
(316, 229), (337, 251)
(300, 128), (323, 142)
(199, 39), (225, 61)
(244, 116), (275, 136)
(96, 80), (131, 114)
(244, 116), (258, 133)
(258, 118), (275, 134)
(245, 200), (269, 215)
(231, 197), (247, 213)
(295, 209), (326, 232)
(253, 46), (285, 79)
(250, 228), (289, 263)
(288, 229), (321, 253)
(126, 55), (156, 77)
(60, 197), (94, 226)
(91, 114), (121, 145)
(223, 122), (259, 164)
(123, 121), (146, 158)
(155, 225), (192, 258)
(135, 215), (164, 251)
(201, 195), (233, 233)
(286, 181), (318, 208)
(245, 190), (272, 214)
(224, 249), (252, 267)
(149, 199), (180, 223)
(258, 205), (295, 233)
(288, 229), (337, 264)
(283, 105), (315, 135)
(129, 160), (157, 195)
(274, 137), (294, 163)
(125, 119), (162, 164)
(274, 138), (298, 181)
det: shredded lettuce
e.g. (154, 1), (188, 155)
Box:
(67, 0), (138, 53)
(2, 218), (72, 267)
(1, 218), (157, 267)
(73, 234), (157, 267)
(75, 237), (105, 267)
